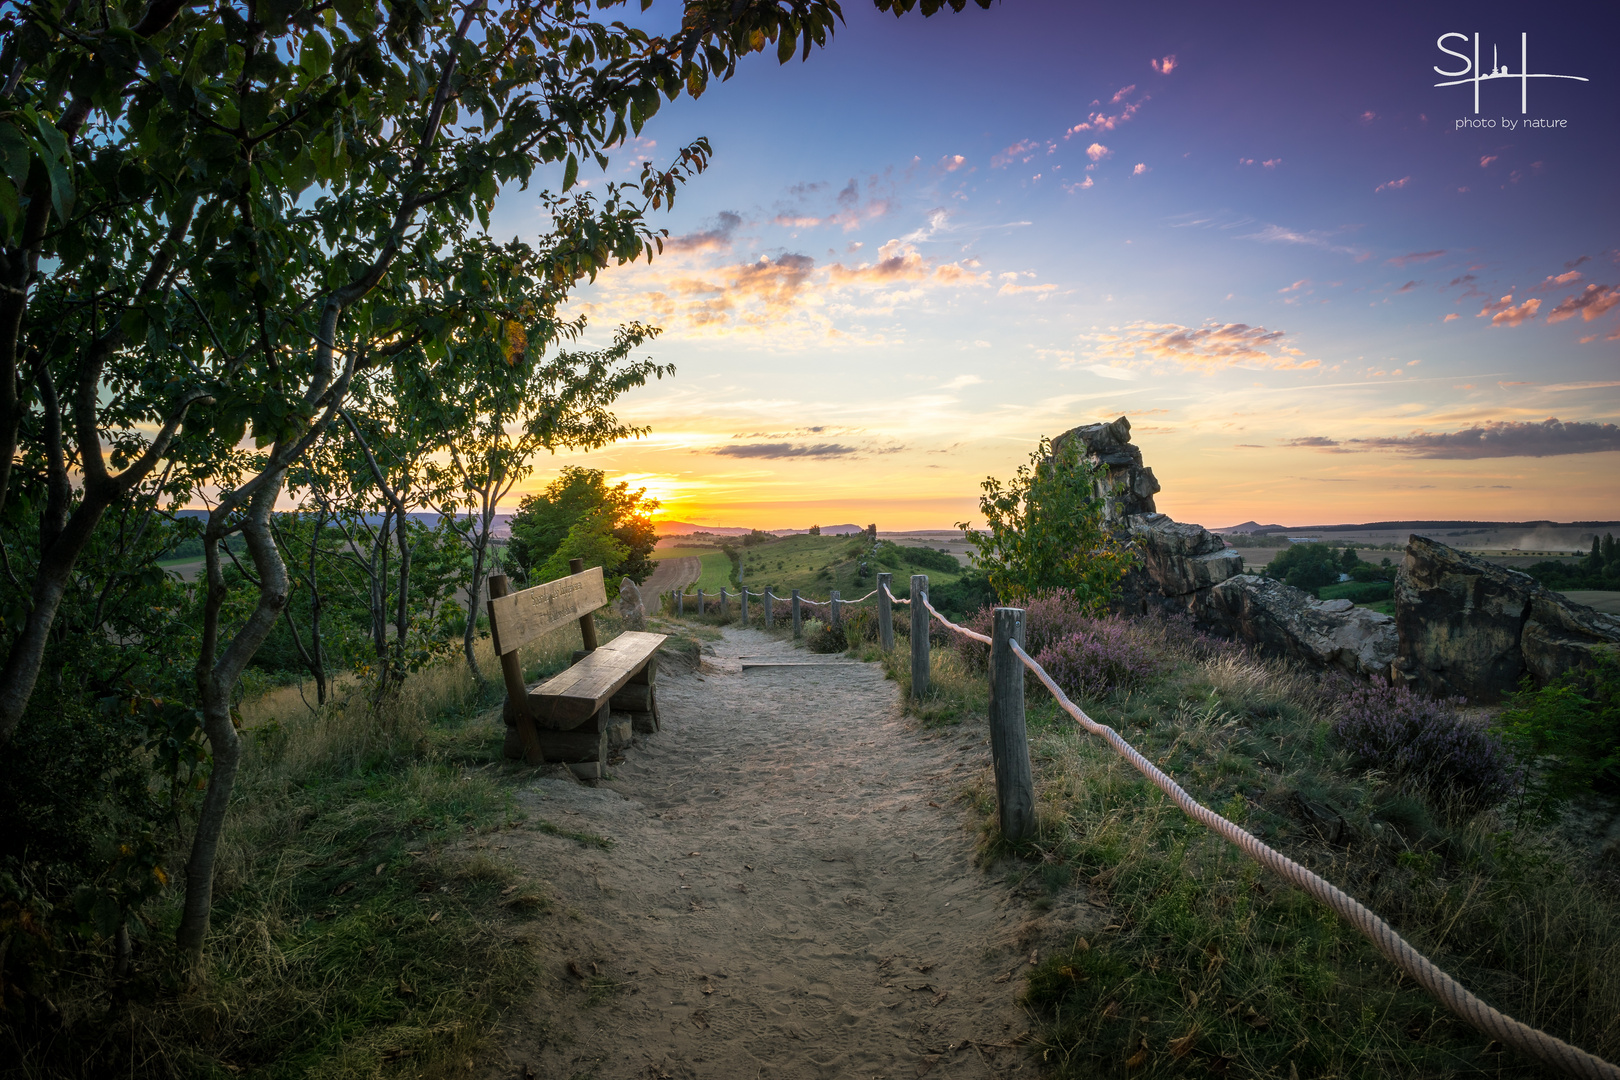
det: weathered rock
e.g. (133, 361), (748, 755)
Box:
(1521, 595), (1620, 684)
(616, 577), (646, 630)
(1128, 512), (1245, 596)
(1393, 536), (1540, 700)
(1204, 574), (1398, 678)
(1392, 534), (1620, 700)
(1053, 414), (1161, 522)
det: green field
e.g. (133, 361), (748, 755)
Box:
(651, 545), (735, 592)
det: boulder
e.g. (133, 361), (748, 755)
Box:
(1393, 536), (1541, 700)
(616, 577), (647, 630)
(1053, 414), (1161, 522)
(1204, 574), (1398, 678)
(1128, 513), (1245, 597)
(1521, 594), (1620, 684)
(1392, 534), (1620, 700)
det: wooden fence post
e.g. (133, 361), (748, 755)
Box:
(764, 587), (775, 629)
(568, 558), (598, 651)
(989, 607), (1035, 841)
(791, 590), (802, 639)
(696, 588), (704, 617)
(740, 586), (749, 625)
(720, 587), (728, 619)
(877, 572), (894, 651)
(830, 589), (841, 629)
(677, 588), (684, 617)
(909, 574), (929, 699)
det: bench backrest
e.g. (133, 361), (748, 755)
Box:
(488, 565), (605, 656)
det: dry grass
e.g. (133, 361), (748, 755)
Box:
(5, 623), (593, 1080)
(886, 629), (1620, 1078)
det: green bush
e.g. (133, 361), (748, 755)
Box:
(1496, 653), (1620, 802)
(805, 619), (846, 653)
(902, 546), (959, 573)
(1265, 542), (1342, 591)
(1317, 580), (1392, 603)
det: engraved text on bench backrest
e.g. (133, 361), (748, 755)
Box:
(487, 566), (607, 655)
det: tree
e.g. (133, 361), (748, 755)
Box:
(957, 436), (1135, 612)
(507, 466), (657, 589)
(1266, 543), (1341, 591)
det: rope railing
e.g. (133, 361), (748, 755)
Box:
(1005, 637), (1620, 1080)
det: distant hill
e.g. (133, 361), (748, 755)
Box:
(772, 523), (867, 536)
(1215, 520), (1287, 534)
(654, 521), (755, 536)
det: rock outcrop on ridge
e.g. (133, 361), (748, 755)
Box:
(1392, 535), (1619, 700)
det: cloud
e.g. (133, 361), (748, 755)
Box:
(772, 176), (897, 232)
(1443, 313), (1460, 322)
(665, 210), (743, 253)
(1063, 177), (1095, 192)
(939, 374), (984, 390)
(993, 139), (1047, 168)
(1132, 163), (1150, 175)
(1262, 158), (1281, 169)
(1280, 279), (1310, 293)
(1359, 110), (1377, 125)
(1066, 89), (1148, 137)
(1387, 249), (1446, 268)
(1480, 154), (1499, 168)
(1546, 283), (1620, 323)
(1286, 436), (1344, 448)
(1375, 176), (1411, 192)
(1478, 294), (1541, 326)
(1536, 269), (1582, 289)
(1347, 418), (1620, 459)
(1151, 55), (1177, 74)
(936, 154), (968, 173)
(1086, 142), (1111, 162)
(1083, 320), (1318, 371)
(710, 443), (862, 459)
(1244, 224), (1365, 258)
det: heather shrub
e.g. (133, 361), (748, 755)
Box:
(1034, 622), (1162, 700)
(843, 606), (879, 645)
(957, 588), (1094, 670)
(805, 619), (846, 653)
(1331, 679), (1519, 812)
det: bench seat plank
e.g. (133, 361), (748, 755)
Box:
(528, 631), (666, 729)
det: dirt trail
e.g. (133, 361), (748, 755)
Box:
(493, 625), (1086, 1079)
(641, 557), (702, 596)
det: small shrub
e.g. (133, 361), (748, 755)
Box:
(1034, 623), (1162, 700)
(843, 606), (879, 645)
(958, 588), (1096, 669)
(1331, 679), (1519, 812)
(1496, 653), (1620, 801)
(806, 619), (846, 653)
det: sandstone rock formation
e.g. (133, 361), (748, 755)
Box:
(1128, 513), (1245, 597)
(1205, 575), (1398, 679)
(1054, 415), (1161, 522)
(1393, 535), (1619, 700)
(616, 576), (647, 630)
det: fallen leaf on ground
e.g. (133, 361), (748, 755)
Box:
(374, 863), (386, 875)
(744, 864), (754, 871)
(428, 911), (441, 923)
(567, 960), (586, 980)
(334, 881), (355, 895)
(928, 801), (941, 808)
(1169, 1029), (1199, 1058)
(992, 970), (1013, 984)
(1029, 950), (1038, 965)
(501, 884), (519, 895)
(1126, 1037), (1150, 1068)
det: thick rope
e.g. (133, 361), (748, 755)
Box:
(920, 593), (991, 644)
(882, 583), (911, 605)
(1006, 638), (1620, 1080)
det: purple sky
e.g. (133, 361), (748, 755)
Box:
(491, 0), (1619, 529)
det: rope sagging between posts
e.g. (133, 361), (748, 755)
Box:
(998, 637), (1620, 1080)
(881, 583), (911, 605)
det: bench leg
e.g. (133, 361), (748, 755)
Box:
(502, 696), (546, 765)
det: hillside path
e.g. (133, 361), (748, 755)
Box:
(492, 625), (1082, 1079)
(641, 557), (702, 597)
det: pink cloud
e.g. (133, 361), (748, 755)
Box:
(1086, 142), (1112, 162)
(1375, 176), (1411, 192)
(1443, 313), (1460, 322)
(1262, 158), (1281, 169)
(1151, 55), (1177, 74)
(936, 154), (967, 173)
(1084, 320), (1318, 371)
(1132, 163), (1149, 175)
(1537, 269), (1582, 289)
(1359, 110), (1377, 125)
(992, 139), (1041, 168)
(1478, 294), (1541, 326)
(1111, 84), (1137, 104)
(1546, 283), (1620, 323)
(1480, 155), (1499, 168)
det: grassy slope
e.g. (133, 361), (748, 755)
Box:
(872, 628), (1620, 1079)
(651, 544), (734, 592)
(9, 620), (670, 1080)
(731, 533), (965, 600)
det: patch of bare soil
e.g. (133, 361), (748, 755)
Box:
(487, 626), (1091, 1079)
(641, 558), (702, 596)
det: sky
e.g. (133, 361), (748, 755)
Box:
(488, 0), (1620, 531)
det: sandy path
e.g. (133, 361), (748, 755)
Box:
(494, 626), (1083, 1079)
(642, 556), (703, 596)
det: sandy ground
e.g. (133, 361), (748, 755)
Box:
(489, 626), (1089, 1080)
(641, 557), (702, 597)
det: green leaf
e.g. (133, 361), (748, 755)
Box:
(32, 117), (75, 224)
(562, 152), (578, 192)
(0, 122), (29, 189)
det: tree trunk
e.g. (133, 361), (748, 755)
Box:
(176, 468), (291, 964)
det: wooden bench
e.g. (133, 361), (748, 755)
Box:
(486, 561), (666, 779)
